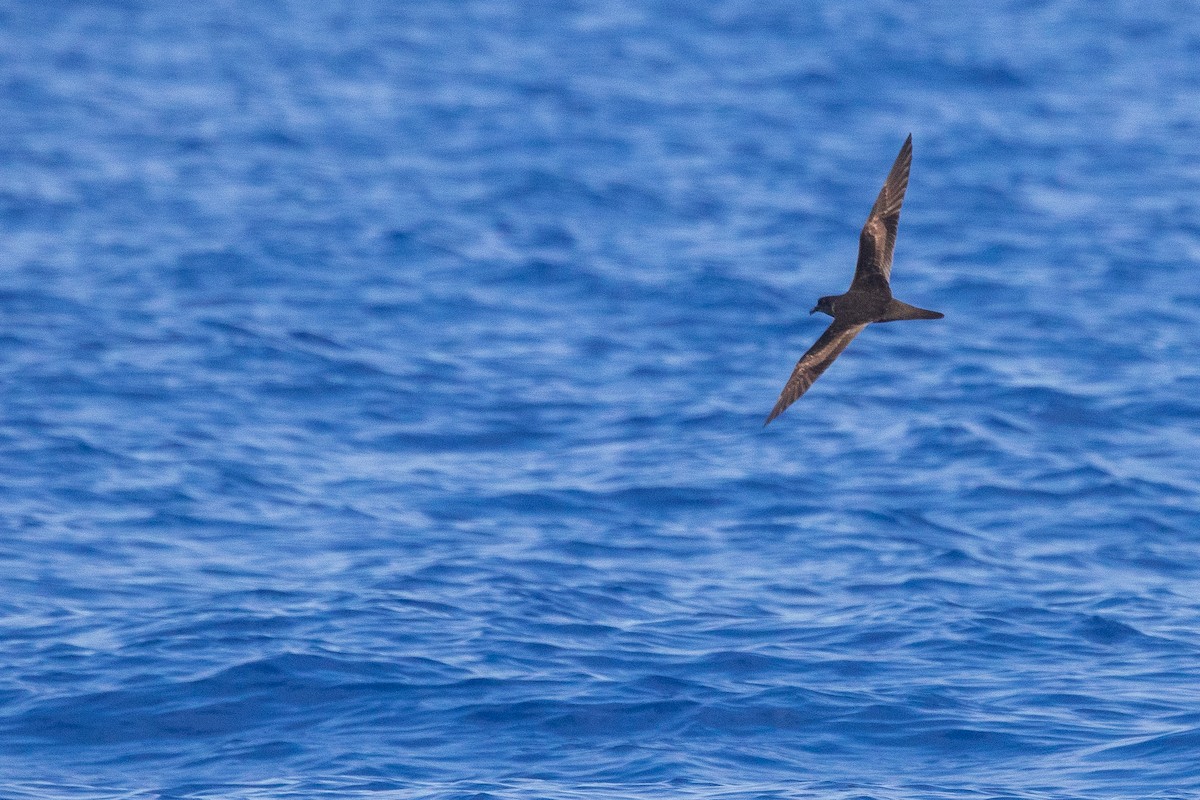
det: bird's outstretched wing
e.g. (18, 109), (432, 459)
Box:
(764, 322), (868, 425)
(850, 134), (911, 293)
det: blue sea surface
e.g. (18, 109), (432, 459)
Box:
(3, 1), (1200, 797)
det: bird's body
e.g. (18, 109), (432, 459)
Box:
(764, 135), (943, 425)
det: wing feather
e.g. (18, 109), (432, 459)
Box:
(851, 135), (911, 292)
(764, 323), (868, 425)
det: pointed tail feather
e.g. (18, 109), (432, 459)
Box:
(880, 299), (943, 322)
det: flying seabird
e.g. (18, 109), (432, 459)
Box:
(764, 135), (943, 425)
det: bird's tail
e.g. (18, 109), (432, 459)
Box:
(879, 299), (944, 322)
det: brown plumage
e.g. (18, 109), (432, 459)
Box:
(764, 135), (943, 426)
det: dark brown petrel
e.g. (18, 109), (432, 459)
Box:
(764, 135), (943, 425)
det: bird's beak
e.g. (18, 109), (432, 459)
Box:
(809, 306), (818, 315)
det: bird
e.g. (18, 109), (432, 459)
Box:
(764, 134), (943, 426)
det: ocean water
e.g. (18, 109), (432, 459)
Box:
(3, 1), (1200, 797)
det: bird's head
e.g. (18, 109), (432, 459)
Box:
(810, 296), (836, 317)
